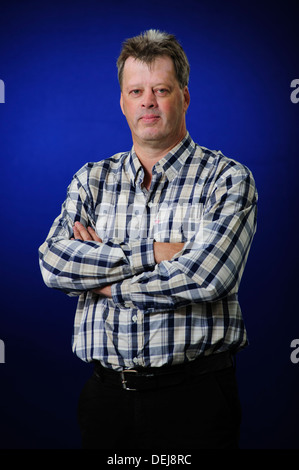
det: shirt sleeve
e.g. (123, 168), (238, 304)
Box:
(38, 171), (155, 295)
(111, 166), (258, 313)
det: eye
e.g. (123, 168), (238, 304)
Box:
(130, 89), (141, 96)
(155, 88), (169, 95)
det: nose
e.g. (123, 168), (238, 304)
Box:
(141, 89), (158, 108)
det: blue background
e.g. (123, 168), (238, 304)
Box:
(0, 0), (298, 449)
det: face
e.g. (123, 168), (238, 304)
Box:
(120, 56), (190, 151)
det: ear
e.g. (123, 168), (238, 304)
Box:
(120, 93), (125, 115)
(183, 87), (190, 112)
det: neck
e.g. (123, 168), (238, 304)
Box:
(133, 133), (186, 190)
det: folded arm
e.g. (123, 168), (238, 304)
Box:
(38, 174), (156, 295)
(111, 168), (258, 312)
(71, 222), (184, 298)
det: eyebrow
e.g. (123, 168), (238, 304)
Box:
(125, 82), (173, 91)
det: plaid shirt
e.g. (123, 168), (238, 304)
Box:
(39, 133), (257, 370)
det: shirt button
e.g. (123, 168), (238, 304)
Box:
(133, 357), (139, 365)
(132, 315), (138, 322)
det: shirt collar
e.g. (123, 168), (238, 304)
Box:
(125, 132), (196, 185)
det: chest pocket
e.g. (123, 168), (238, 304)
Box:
(150, 202), (203, 243)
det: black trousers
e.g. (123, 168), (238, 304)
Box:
(77, 364), (241, 450)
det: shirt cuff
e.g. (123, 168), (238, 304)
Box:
(111, 278), (133, 308)
(129, 238), (155, 274)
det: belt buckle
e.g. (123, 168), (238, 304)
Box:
(121, 369), (138, 391)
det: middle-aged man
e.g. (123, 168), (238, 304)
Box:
(39, 29), (257, 449)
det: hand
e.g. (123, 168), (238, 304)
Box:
(72, 222), (102, 242)
(153, 242), (184, 264)
(92, 285), (112, 298)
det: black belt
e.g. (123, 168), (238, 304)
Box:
(93, 351), (234, 391)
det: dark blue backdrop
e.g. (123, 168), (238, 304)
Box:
(1, 0), (299, 450)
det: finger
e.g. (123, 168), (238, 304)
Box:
(73, 225), (83, 240)
(73, 222), (92, 241)
(87, 226), (102, 243)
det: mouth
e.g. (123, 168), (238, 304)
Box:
(139, 114), (160, 124)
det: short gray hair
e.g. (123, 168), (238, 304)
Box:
(117, 29), (190, 89)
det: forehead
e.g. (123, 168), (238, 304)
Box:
(122, 56), (177, 86)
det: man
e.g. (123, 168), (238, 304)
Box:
(39, 29), (257, 449)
